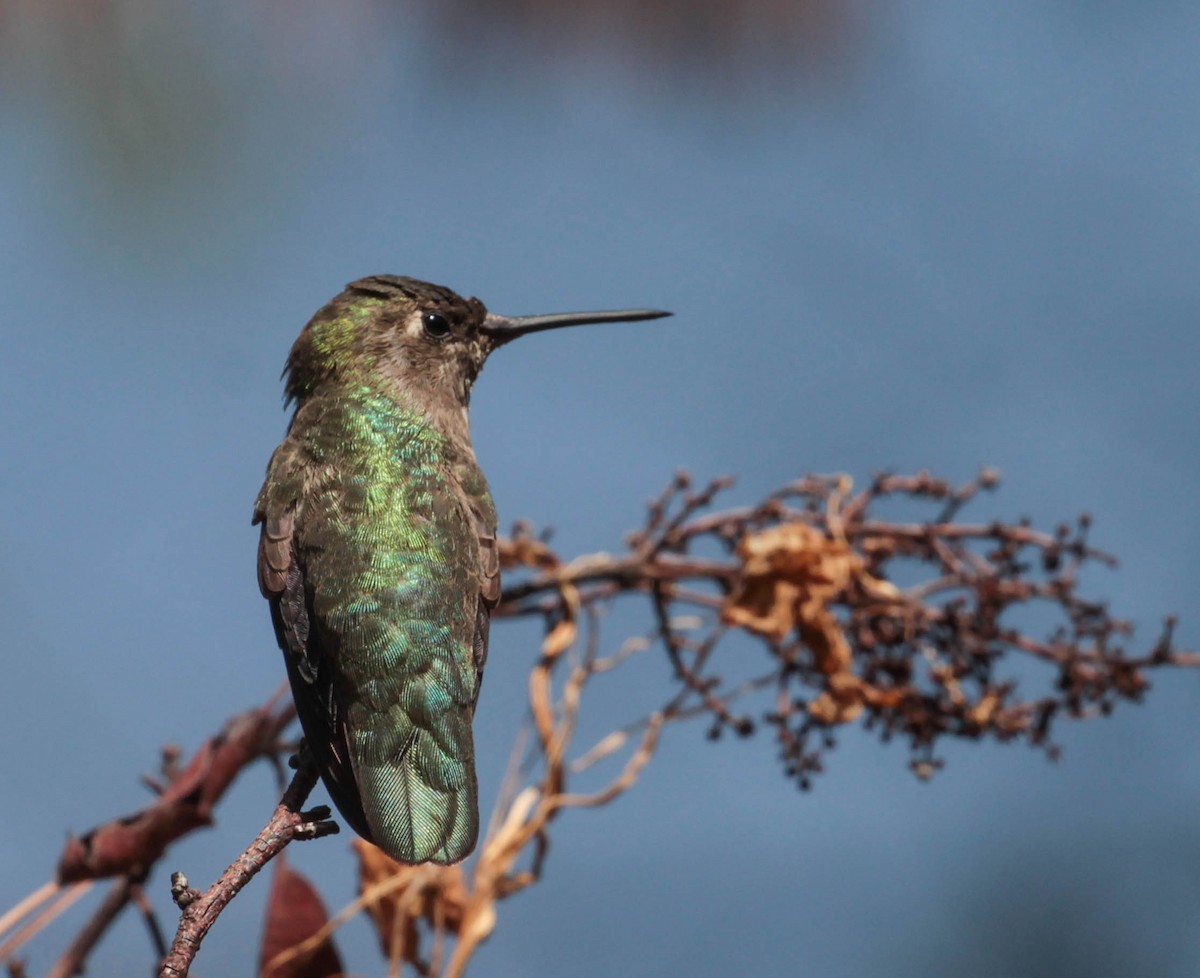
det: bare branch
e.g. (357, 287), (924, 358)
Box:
(159, 752), (337, 978)
(0, 884), (92, 967)
(56, 692), (296, 884)
(45, 879), (133, 978)
(9, 467), (1196, 978)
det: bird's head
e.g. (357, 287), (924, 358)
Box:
(284, 275), (669, 429)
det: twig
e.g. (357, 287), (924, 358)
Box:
(11, 467), (1198, 978)
(44, 879), (133, 978)
(0, 883), (92, 966)
(57, 693), (296, 884)
(131, 882), (169, 961)
(0, 883), (59, 945)
(158, 753), (337, 978)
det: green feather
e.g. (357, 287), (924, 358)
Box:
(261, 382), (491, 863)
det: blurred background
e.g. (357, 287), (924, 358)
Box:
(2, 1), (1199, 974)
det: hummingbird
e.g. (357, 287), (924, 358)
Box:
(254, 275), (669, 864)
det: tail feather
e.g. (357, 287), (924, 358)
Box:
(357, 745), (478, 864)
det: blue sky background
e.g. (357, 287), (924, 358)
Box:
(2, 2), (1199, 975)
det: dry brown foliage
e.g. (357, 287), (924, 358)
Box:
(258, 855), (343, 978)
(2, 469), (1194, 978)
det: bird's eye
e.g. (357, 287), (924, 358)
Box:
(422, 312), (452, 339)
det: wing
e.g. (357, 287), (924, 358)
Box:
(470, 500), (501, 711)
(254, 443), (375, 845)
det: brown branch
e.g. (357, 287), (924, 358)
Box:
(494, 468), (1197, 793)
(0, 692), (300, 978)
(556, 713), (664, 808)
(45, 878), (134, 978)
(496, 552), (737, 613)
(12, 467), (1198, 978)
(0, 884), (92, 967)
(56, 692), (296, 884)
(159, 752), (337, 978)
(0, 883), (60, 948)
(131, 882), (169, 961)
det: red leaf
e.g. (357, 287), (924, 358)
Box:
(258, 853), (344, 978)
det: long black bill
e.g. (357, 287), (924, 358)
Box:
(482, 307), (671, 346)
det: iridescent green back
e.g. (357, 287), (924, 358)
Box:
(258, 384), (494, 863)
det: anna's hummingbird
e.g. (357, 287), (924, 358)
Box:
(254, 275), (668, 864)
